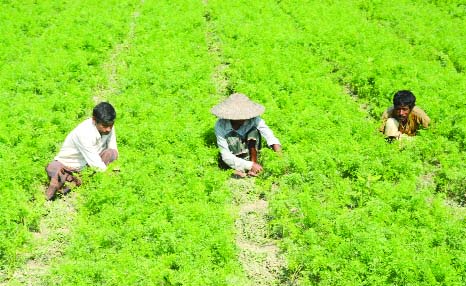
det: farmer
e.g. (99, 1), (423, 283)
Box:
(380, 90), (430, 141)
(45, 102), (118, 200)
(211, 93), (281, 177)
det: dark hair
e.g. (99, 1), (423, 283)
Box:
(393, 90), (416, 109)
(93, 102), (116, 124)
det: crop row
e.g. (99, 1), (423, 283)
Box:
(277, 0), (466, 201)
(357, 0), (466, 150)
(0, 0), (237, 284)
(1, 1), (465, 285)
(0, 0), (135, 279)
(359, 0), (466, 73)
(208, 0), (465, 284)
(35, 1), (247, 285)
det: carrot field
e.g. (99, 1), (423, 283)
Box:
(0, 1), (465, 285)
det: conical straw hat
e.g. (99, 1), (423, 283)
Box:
(211, 93), (265, 120)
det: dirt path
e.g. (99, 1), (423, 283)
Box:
(203, 0), (230, 98)
(93, 0), (143, 103)
(2, 192), (77, 286)
(2, 4), (144, 285)
(228, 178), (287, 286)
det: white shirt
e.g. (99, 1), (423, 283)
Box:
(214, 117), (280, 171)
(54, 118), (117, 171)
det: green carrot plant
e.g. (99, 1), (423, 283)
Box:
(209, 0), (466, 284)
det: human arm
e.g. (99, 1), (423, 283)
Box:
(256, 118), (281, 151)
(217, 136), (254, 171)
(72, 132), (108, 171)
(414, 107), (430, 128)
(271, 143), (282, 153)
(247, 138), (263, 176)
(379, 108), (390, 133)
(107, 126), (118, 151)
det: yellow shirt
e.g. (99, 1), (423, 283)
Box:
(380, 106), (430, 136)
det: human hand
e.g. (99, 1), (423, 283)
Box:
(272, 144), (282, 157)
(271, 144), (282, 153)
(233, 170), (247, 178)
(249, 162), (263, 176)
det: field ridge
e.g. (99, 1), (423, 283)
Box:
(94, 0), (144, 103)
(5, 195), (77, 286)
(1, 1), (465, 285)
(3, 3), (145, 285)
(229, 178), (287, 286)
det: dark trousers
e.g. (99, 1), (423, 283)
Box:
(45, 149), (118, 200)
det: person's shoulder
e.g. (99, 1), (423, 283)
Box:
(411, 106), (429, 119)
(214, 118), (228, 134)
(76, 117), (93, 125)
(411, 106), (430, 123)
(72, 118), (96, 134)
(252, 116), (262, 124)
(381, 106), (394, 118)
(411, 106), (427, 115)
(215, 118), (227, 127)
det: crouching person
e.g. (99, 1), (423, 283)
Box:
(380, 90), (430, 141)
(45, 102), (118, 200)
(211, 93), (281, 178)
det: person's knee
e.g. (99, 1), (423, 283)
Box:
(247, 130), (261, 149)
(45, 160), (63, 179)
(384, 118), (400, 137)
(111, 149), (119, 160)
(247, 138), (257, 149)
(100, 149), (118, 165)
(246, 129), (260, 141)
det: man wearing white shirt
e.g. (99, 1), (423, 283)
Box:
(45, 102), (118, 200)
(211, 93), (281, 177)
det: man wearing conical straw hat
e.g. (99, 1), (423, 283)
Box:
(211, 93), (282, 177)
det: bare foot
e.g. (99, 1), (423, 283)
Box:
(58, 187), (71, 195)
(45, 187), (57, 201)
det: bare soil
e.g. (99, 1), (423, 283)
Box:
(228, 178), (287, 286)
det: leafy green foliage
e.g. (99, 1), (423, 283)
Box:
(0, 0), (135, 275)
(1, 0), (465, 285)
(209, 0), (466, 284)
